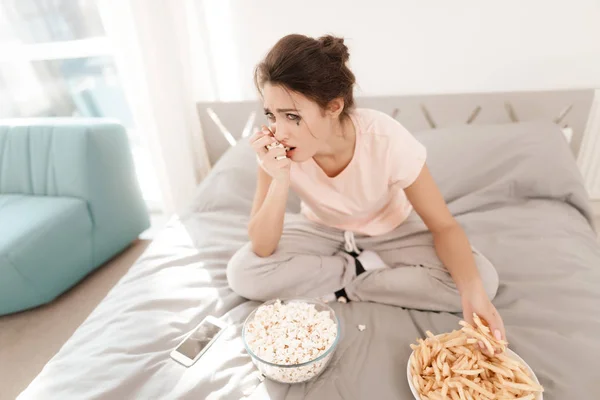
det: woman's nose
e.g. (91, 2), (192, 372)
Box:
(270, 124), (288, 142)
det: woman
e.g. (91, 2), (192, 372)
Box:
(227, 34), (505, 343)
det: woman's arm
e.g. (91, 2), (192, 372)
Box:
(247, 126), (292, 257)
(404, 164), (506, 342)
(248, 165), (289, 257)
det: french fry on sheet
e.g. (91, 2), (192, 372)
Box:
(408, 314), (543, 400)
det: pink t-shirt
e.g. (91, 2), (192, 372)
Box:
(289, 108), (427, 236)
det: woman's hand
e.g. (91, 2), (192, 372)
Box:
(250, 125), (291, 183)
(461, 285), (506, 354)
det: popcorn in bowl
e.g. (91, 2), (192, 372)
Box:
(242, 298), (340, 384)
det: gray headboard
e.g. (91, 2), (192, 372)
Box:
(197, 89), (595, 166)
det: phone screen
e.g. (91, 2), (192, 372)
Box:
(175, 320), (223, 360)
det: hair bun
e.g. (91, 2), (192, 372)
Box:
(318, 34), (349, 63)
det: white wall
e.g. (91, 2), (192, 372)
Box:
(194, 0), (600, 101)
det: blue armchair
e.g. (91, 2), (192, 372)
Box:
(0, 119), (150, 315)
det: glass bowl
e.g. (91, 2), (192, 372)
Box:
(242, 298), (341, 384)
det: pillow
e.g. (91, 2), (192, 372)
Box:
(414, 121), (591, 220)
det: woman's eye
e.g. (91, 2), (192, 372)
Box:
(286, 114), (300, 121)
(265, 112), (275, 121)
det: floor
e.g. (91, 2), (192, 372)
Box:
(0, 215), (598, 400)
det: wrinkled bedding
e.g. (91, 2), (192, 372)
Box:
(18, 121), (600, 399)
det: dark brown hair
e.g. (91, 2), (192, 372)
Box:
(254, 34), (356, 116)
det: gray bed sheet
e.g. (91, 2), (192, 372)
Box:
(18, 121), (600, 399)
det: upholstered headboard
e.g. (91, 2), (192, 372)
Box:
(197, 89), (595, 166)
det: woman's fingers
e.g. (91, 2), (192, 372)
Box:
(487, 312), (506, 353)
(265, 146), (286, 159)
(485, 305), (506, 341)
(251, 125), (289, 175)
(251, 135), (276, 155)
(250, 125), (273, 143)
(255, 135), (276, 148)
(260, 147), (289, 168)
(277, 157), (291, 168)
(478, 309), (506, 355)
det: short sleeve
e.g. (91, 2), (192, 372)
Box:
(387, 120), (427, 189)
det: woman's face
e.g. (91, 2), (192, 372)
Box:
(262, 83), (338, 162)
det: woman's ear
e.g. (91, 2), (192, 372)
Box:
(326, 98), (345, 118)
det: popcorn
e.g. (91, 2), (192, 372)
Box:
(265, 142), (283, 151)
(358, 324), (366, 332)
(245, 300), (338, 383)
(265, 142), (290, 152)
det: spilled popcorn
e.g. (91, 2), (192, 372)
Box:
(245, 300), (338, 383)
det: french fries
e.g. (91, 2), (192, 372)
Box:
(409, 313), (544, 400)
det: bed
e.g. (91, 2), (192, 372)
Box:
(17, 91), (600, 399)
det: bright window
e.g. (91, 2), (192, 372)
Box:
(0, 0), (162, 211)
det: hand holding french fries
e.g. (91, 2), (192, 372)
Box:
(409, 313), (544, 400)
(461, 290), (506, 354)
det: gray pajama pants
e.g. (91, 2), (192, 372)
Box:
(227, 213), (499, 312)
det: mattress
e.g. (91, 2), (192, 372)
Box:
(18, 121), (600, 399)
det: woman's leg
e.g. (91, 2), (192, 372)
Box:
(344, 214), (499, 312)
(227, 214), (357, 301)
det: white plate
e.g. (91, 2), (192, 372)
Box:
(406, 348), (543, 400)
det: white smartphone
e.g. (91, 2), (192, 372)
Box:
(170, 316), (228, 367)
